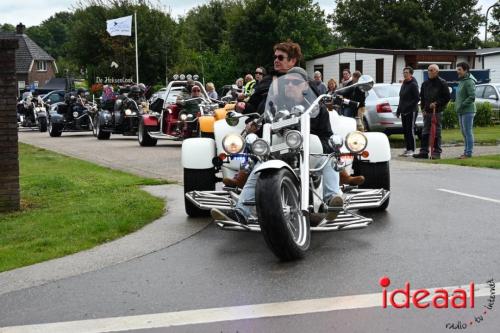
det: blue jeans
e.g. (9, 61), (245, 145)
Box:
(458, 113), (475, 157)
(235, 159), (340, 220)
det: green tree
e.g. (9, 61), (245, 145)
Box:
(173, 0), (241, 87)
(330, 0), (483, 49)
(0, 23), (15, 32)
(227, 0), (337, 71)
(488, 4), (500, 43)
(26, 12), (73, 59)
(69, 0), (178, 85)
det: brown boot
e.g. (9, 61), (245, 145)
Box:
(223, 170), (249, 188)
(339, 169), (365, 186)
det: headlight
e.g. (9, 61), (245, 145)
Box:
(251, 139), (270, 156)
(193, 75), (199, 81)
(180, 113), (188, 121)
(173, 74), (179, 80)
(345, 131), (368, 154)
(222, 133), (244, 154)
(186, 74), (192, 80)
(187, 114), (194, 119)
(245, 133), (258, 145)
(72, 111), (79, 118)
(179, 74), (186, 80)
(35, 107), (40, 112)
(125, 109), (132, 116)
(285, 130), (303, 149)
(329, 134), (343, 149)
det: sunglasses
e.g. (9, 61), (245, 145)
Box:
(255, 72), (263, 75)
(274, 54), (287, 61)
(192, 88), (201, 92)
(285, 79), (305, 86)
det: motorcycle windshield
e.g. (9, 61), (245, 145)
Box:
(264, 73), (318, 122)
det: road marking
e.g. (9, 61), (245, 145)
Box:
(437, 188), (500, 204)
(1, 282), (496, 333)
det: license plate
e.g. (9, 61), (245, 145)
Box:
(340, 154), (354, 163)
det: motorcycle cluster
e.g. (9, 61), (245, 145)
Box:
(17, 76), (226, 143)
(18, 72), (392, 261)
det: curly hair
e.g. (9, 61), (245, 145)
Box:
(273, 40), (303, 63)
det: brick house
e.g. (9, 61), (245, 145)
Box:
(0, 23), (58, 95)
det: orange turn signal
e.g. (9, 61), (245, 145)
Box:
(361, 151), (370, 158)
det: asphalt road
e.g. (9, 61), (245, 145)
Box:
(2, 130), (500, 332)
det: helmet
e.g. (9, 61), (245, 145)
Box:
(129, 85), (141, 98)
(138, 83), (146, 92)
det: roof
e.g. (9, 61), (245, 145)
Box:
(38, 78), (70, 91)
(0, 32), (55, 73)
(307, 47), (476, 61)
(469, 47), (500, 56)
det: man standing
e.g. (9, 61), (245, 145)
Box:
(413, 64), (450, 159)
(396, 67), (420, 157)
(313, 71), (328, 95)
(455, 62), (476, 159)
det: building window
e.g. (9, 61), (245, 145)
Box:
(376, 59), (384, 83)
(355, 60), (363, 73)
(36, 61), (47, 72)
(314, 65), (324, 79)
(339, 63), (350, 82)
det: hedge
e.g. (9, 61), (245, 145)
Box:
(441, 102), (493, 129)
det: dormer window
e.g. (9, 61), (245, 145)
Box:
(36, 61), (47, 72)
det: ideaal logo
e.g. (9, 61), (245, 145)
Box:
(379, 276), (496, 329)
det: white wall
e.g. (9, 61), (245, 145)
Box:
(394, 55), (407, 83)
(482, 54), (500, 82)
(306, 52), (394, 84)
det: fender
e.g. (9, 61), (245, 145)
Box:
(360, 132), (391, 163)
(214, 108), (228, 121)
(182, 137), (216, 169)
(254, 160), (299, 183)
(329, 111), (356, 139)
(199, 115), (215, 133)
(142, 114), (159, 127)
(50, 113), (64, 124)
(98, 110), (112, 125)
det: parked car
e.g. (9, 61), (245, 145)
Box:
(363, 83), (423, 137)
(475, 83), (500, 122)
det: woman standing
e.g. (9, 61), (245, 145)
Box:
(455, 62), (477, 159)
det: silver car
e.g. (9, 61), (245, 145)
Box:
(475, 83), (500, 122)
(363, 83), (423, 137)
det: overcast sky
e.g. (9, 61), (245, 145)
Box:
(1, 0), (498, 34)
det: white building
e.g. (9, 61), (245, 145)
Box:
(474, 47), (500, 82)
(306, 47), (499, 85)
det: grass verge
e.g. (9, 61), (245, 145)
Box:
(389, 125), (500, 148)
(427, 154), (500, 169)
(0, 144), (168, 273)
